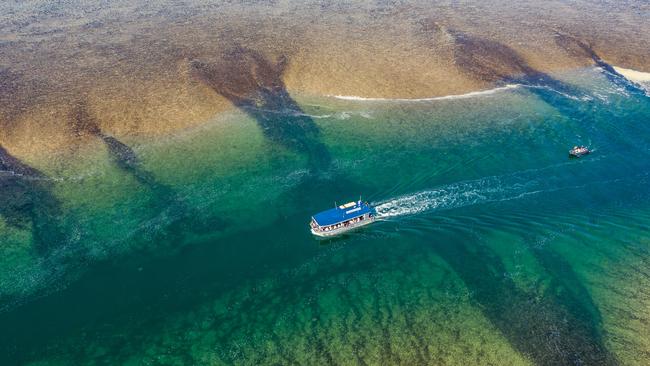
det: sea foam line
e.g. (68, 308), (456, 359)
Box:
(329, 84), (520, 102)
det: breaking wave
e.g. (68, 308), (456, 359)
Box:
(522, 84), (592, 101)
(329, 84), (520, 102)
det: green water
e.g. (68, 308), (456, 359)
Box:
(1, 68), (650, 365)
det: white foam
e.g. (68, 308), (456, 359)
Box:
(0, 169), (20, 177)
(374, 161), (592, 219)
(329, 84), (520, 102)
(374, 157), (637, 220)
(521, 84), (591, 101)
(0, 169), (98, 182)
(374, 175), (535, 218)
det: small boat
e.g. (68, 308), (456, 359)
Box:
(569, 145), (590, 158)
(310, 200), (377, 237)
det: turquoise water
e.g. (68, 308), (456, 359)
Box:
(1, 67), (650, 365)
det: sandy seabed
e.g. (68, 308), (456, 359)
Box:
(0, 0), (649, 163)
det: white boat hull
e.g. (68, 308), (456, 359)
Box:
(311, 217), (376, 237)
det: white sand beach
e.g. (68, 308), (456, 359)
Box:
(613, 66), (650, 82)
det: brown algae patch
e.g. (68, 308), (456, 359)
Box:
(1, 1), (649, 160)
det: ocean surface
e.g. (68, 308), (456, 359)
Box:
(1, 67), (650, 365)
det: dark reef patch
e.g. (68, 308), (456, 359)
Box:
(190, 46), (331, 173)
(421, 23), (589, 98)
(554, 32), (649, 96)
(414, 26), (619, 364)
(445, 27), (580, 96)
(71, 102), (161, 189)
(428, 227), (619, 366)
(70, 102), (227, 239)
(0, 146), (65, 254)
(448, 29), (534, 82)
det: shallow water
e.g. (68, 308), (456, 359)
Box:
(1, 67), (650, 365)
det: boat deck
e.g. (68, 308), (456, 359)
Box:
(310, 200), (377, 237)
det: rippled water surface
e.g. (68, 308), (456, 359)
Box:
(1, 67), (650, 365)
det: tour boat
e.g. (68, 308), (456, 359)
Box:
(310, 200), (377, 237)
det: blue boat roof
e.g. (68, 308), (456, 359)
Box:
(312, 201), (374, 226)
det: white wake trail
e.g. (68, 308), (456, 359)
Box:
(374, 175), (537, 218)
(374, 156), (634, 219)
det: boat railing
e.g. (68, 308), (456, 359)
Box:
(316, 213), (373, 232)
